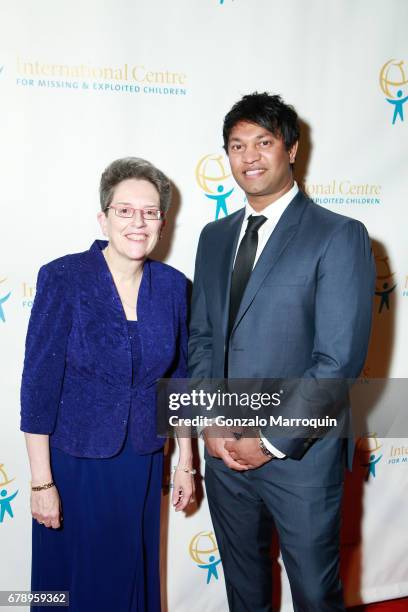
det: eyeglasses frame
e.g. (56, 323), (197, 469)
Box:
(105, 204), (164, 221)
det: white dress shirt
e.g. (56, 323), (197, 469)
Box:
(233, 182), (299, 458)
(234, 182), (299, 268)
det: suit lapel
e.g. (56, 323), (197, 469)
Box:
(217, 208), (246, 337)
(135, 258), (154, 381)
(137, 259), (180, 383)
(83, 240), (132, 385)
(82, 243), (168, 386)
(231, 192), (309, 335)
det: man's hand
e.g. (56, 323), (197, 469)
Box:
(225, 436), (274, 469)
(202, 426), (250, 471)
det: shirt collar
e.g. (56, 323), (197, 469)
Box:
(244, 181), (299, 222)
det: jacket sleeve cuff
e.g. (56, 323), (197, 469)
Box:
(20, 414), (55, 435)
(260, 434), (286, 458)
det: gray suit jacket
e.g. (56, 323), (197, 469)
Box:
(188, 191), (375, 485)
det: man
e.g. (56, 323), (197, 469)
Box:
(188, 92), (375, 611)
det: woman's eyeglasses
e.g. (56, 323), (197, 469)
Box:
(106, 205), (164, 221)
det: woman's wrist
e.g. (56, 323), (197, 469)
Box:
(173, 466), (196, 475)
(30, 470), (53, 486)
(177, 456), (193, 468)
(31, 480), (55, 492)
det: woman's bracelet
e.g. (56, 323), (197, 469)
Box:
(172, 466), (196, 475)
(31, 481), (55, 492)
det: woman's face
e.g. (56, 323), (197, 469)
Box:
(98, 178), (163, 262)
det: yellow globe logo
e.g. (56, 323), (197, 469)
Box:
(0, 464), (15, 487)
(374, 254), (396, 313)
(379, 59), (408, 98)
(195, 154), (231, 194)
(356, 433), (382, 454)
(0, 277), (12, 323)
(189, 530), (218, 565)
(357, 434), (383, 479)
(195, 153), (236, 219)
(375, 254), (394, 286)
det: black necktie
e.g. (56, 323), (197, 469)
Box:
(228, 215), (267, 336)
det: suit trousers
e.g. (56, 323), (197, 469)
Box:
(205, 462), (345, 612)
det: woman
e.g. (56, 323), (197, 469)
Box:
(20, 157), (194, 611)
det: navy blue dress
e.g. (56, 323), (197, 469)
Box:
(31, 321), (162, 612)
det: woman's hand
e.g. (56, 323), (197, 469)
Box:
(172, 469), (195, 512)
(25, 433), (61, 528)
(31, 486), (62, 529)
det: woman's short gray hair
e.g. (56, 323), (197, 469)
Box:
(99, 157), (172, 214)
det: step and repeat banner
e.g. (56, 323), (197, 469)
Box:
(1, 1), (407, 610)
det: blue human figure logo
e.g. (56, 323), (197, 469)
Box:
(0, 291), (11, 323)
(0, 488), (19, 522)
(197, 554), (222, 583)
(386, 89), (408, 124)
(363, 453), (382, 480)
(375, 281), (396, 313)
(205, 185), (234, 220)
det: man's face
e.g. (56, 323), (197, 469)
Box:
(227, 121), (298, 210)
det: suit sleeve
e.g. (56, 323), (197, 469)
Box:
(20, 264), (72, 434)
(263, 219), (376, 459)
(188, 230), (214, 378)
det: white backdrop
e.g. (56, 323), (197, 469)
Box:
(1, 1), (407, 610)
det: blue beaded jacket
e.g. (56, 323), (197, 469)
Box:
(20, 240), (188, 457)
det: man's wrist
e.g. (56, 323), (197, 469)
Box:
(259, 435), (274, 458)
(260, 432), (286, 459)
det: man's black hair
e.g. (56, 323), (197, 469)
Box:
(223, 92), (300, 152)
